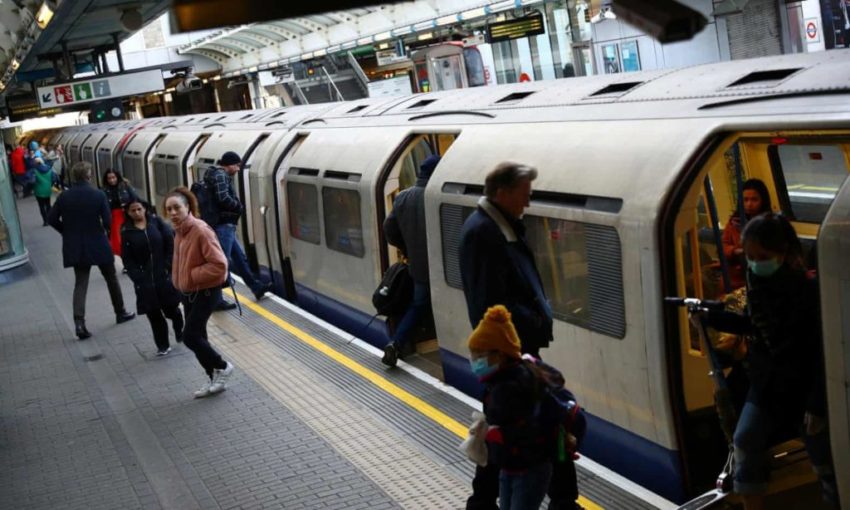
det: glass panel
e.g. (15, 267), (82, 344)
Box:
(778, 144), (849, 223)
(431, 55), (464, 91)
(154, 162), (168, 196)
(166, 163), (181, 192)
(322, 187), (364, 257)
(400, 138), (433, 191)
(601, 43), (621, 73)
(463, 48), (486, 87)
(0, 157), (26, 264)
(98, 151), (112, 177)
(287, 182), (320, 244)
(620, 40), (641, 72)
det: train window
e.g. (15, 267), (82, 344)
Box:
(771, 144), (849, 224)
(407, 99), (437, 109)
(439, 204), (475, 289)
(153, 162), (169, 196)
(525, 216), (625, 338)
(347, 105), (367, 114)
(399, 138), (433, 190)
(322, 187), (364, 257)
(286, 182), (320, 245)
(166, 163), (181, 192)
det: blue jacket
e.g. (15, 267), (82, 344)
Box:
(47, 181), (114, 267)
(460, 197), (553, 352)
(383, 177), (430, 283)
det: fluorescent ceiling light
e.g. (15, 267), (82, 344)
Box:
(36, 2), (54, 30)
(376, 43), (390, 50)
(248, 66), (258, 72)
(392, 26), (412, 36)
(374, 31), (392, 41)
(341, 41), (357, 50)
(417, 32), (434, 41)
(313, 49), (327, 57)
(413, 20), (436, 31)
(461, 7), (488, 20)
(436, 14), (458, 26)
(357, 37), (372, 46)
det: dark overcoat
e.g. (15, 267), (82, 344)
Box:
(47, 181), (113, 267)
(121, 215), (181, 315)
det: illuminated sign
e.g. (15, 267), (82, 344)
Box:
(486, 13), (546, 44)
(37, 69), (164, 110)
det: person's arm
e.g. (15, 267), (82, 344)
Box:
(383, 201), (406, 255)
(212, 172), (242, 213)
(120, 230), (145, 284)
(460, 227), (510, 327)
(190, 229), (228, 289)
(706, 309), (753, 335)
(158, 217), (175, 272)
(47, 193), (63, 232)
(721, 223), (740, 259)
(100, 194), (112, 236)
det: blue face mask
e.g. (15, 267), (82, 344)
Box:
(747, 257), (782, 278)
(470, 357), (498, 379)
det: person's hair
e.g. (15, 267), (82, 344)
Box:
(123, 197), (151, 224)
(484, 162), (538, 200)
(71, 161), (92, 183)
(741, 178), (772, 215)
(742, 212), (805, 270)
(102, 168), (124, 188)
(163, 186), (199, 218)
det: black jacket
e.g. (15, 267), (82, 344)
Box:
(460, 197), (553, 352)
(121, 215), (181, 314)
(483, 361), (553, 470)
(203, 166), (243, 225)
(383, 177), (430, 283)
(47, 181), (114, 267)
(103, 181), (138, 210)
(707, 265), (826, 421)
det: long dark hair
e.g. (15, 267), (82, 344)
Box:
(102, 168), (125, 188)
(737, 178), (772, 218)
(741, 212), (805, 270)
(122, 196), (151, 225)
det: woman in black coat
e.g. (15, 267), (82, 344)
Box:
(121, 198), (184, 356)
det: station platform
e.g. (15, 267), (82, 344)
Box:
(0, 196), (675, 510)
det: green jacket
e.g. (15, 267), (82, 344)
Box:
(33, 163), (55, 198)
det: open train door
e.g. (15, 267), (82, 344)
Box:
(817, 177), (850, 510)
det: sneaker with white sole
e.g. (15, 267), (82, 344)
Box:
(209, 362), (234, 394)
(156, 347), (172, 357)
(193, 380), (213, 399)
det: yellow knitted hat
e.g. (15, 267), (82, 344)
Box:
(467, 305), (522, 359)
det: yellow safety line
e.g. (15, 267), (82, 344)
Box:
(236, 292), (604, 510)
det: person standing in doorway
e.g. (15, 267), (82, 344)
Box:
(166, 187), (235, 398)
(47, 161), (135, 339)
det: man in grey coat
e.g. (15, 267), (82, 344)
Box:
(48, 161), (135, 339)
(380, 155), (440, 367)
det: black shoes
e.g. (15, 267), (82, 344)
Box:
(116, 311), (136, 324)
(253, 282), (272, 301)
(214, 301), (237, 312)
(381, 342), (399, 368)
(74, 319), (91, 340)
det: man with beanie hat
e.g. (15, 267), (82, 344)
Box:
(381, 154), (440, 367)
(468, 305), (553, 510)
(202, 151), (272, 308)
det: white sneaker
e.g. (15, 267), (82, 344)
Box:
(193, 380), (213, 399)
(156, 347), (172, 357)
(209, 362), (234, 394)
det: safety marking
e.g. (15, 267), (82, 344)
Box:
(235, 292), (604, 510)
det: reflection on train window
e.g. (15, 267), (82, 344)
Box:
(322, 187), (364, 257)
(525, 216), (626, 338)
(439, 204), (476, 288)
(287, 182), (320, 245)
(400, 138), (433, 191)
(153, 162), (168, 196)
(774, 144), (849, 223)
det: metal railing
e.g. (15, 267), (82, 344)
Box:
(346, 51), (370, 96)
(320, 66), (345, 102)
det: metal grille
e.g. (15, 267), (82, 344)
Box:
(585, 224), (626, 338)
(439, 204), (473, 289)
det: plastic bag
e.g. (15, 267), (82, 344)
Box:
(459, 411), (488, 467)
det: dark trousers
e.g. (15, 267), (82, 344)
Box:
(467, 460), (579, 510)
(182, 287), (227, 378)
(145, 304), (184, 351)
(35, 196), (51, 224)
(73, 264), (125, 320)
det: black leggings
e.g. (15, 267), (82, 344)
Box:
(36, 196), (51, 224)
(181, 287), (227, 378)
(145, 304), (184, 351)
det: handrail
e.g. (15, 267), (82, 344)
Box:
(290, 82), (309, 105)
(408, 110), (495, 121)
(320, 66), (345, 102)
(346, 50), (370, 94)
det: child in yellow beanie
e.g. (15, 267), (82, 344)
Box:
(468, 305), (552, 509)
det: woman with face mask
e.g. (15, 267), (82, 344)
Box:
(706, 213), (836, 509)
(121, 198), (184, 356)
(467, 305), (553, 510)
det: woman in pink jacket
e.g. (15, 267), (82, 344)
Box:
(165, 187), (235, 398)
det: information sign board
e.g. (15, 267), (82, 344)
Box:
(486, 13), (545, 44)
(37, 69), (164, 109)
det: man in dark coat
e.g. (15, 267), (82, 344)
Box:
(48, 161), (135, 339)
(380, 155), (439, 367)
(460, 162), (580, 510)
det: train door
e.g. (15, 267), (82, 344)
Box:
(273, 133), (310, 302)
(121, 132), (165, 204)
(81, 133), (106, 172)
(150, 132), (207, 208)
(68, 133), (91, 168)
(96, 132), (127, 177)
(666, 132), (850, 503)
(375, 132), (458, 373)
(411, 45), (469, 93)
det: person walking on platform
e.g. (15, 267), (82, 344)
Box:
(201, 151), (271, 310)
(122, 198), (184, 357)
(47, 161), (136, 340)
(166, 187), (235, 398)
(380, 155), (439, 367)
(10, 143), (29, 198)
(32, 156), (56, 226)
(460, 162), (581, 510)
(102, 168), (139, 257)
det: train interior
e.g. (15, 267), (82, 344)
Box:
(669, 130), (850, 505)
(378, 132), (458, 377)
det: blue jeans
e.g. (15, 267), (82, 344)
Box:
(391, 281), (430, 348)
(499, 463), (552, 510)
(214, 224), (264, 294)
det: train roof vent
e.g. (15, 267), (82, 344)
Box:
(197, 117), (209, 123)
(270, 111), (287, 119)
(495, 91), (536, 104)
(407, 99), (437, 109)
(589, 81), (643, 97)
(347, 104), (368, 114)
(240, 113), (254, 120)
(184, 117), (195, 123)
(727, 68), (801, 87)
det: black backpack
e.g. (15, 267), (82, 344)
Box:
(372, 262), (413, 317)
(190, 175), (220, 227)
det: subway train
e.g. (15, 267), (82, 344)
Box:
(22, 49), (850, 506)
